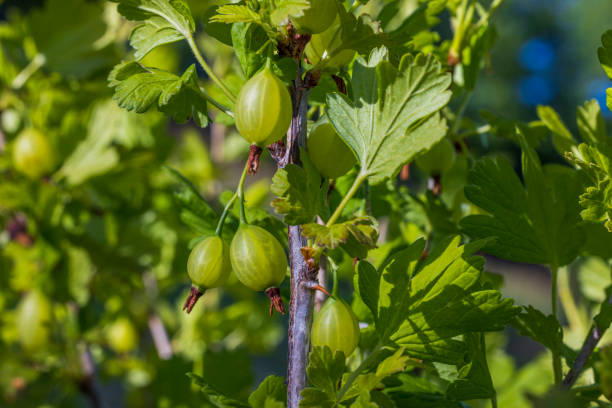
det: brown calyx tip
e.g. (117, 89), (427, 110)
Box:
(400, 163), (410, 181)
(247, 145), (263, 175)
(182, 286), (204, 314)
(331, 74), (347, 95)
(265, 287), (286, 316)
(431, 174), (442, 196)
(447, 51), (461, 68)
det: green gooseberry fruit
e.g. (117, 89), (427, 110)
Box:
(183, 236), (233, 313)
(12, 128), (56, 179)
(307, 121), (355, 179)
(17, 290), (52, 351)
(106, 317), (138, 354)
(311, 297), (360, 357)
(230, 224), (288, 314)
(235, 67), (292, 147)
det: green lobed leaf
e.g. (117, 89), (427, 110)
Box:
(55, 99), (158, 185)
(462, 134), (586, 266)
(594, 286), (612, 331)
(110, 0), (194, 37)
(356, 260), (380, 319)
(382, 0), (446, 40)
(269, 0), (309, 27)
(511, 306), (563, 355)
(341, 348), (411, 402)
(108, 61), (208, 127)
(300, 346), (347, 407)
(187, 373), (250, 407)
(445, 334), (495, 401)
(335, 3), (387, 55)
(270, 149), (327, 225)
(165, 167), (219, 236)
(458, 24), (497, 91)
(598, 30), (612, 81)
(210, 5), (262, 24)
(302, 216), (378, 252)
(28, 0), (115, 79)
(248, 375), (287, 408)
(231, 22), (268, 79)
(129, 16), (184, 60)
(375, 237), (517, 364)
(577, 99), (607, 145)
(66, 245), (96, 306)
(536, 105), (576, 156)
(566, 135), (612, 231)
(326, 49), (451, 185)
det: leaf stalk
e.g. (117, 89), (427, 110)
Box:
(325, 173), (367, 227)
(186, 36), (237, 104)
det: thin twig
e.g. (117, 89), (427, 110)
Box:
(563, 289), (612, 388)
(77, 342), (106, 408)
(142, 272), (174, 359)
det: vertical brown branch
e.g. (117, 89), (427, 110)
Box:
(284, 82), (314, 408)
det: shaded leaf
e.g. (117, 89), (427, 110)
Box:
(598, 30), (612, 81)
(165, 167), (219, 235)
(248, 375), (287, 408)
(537, 105), (576, 156)
(187, 373), (249, 407)
(56, 100), (157, 185)
(446, 334), (495, 401)
(356, 260), (380, 319)
(28, 0), (115, 78)
(300, 346), (346, 407)
(270, 150), (326, 225)
(512, 306), (563, 355)
(462, 134), (585, 265)
(577, 99), (607, 145)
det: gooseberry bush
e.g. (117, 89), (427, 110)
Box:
(1, 0), (612, 407)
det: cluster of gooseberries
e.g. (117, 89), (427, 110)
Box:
(181, 0), (361, 354)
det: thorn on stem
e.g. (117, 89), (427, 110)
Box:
(266, 287), (286, 316)
(301, 281), (330, 296)
(182, 286), (204, 314)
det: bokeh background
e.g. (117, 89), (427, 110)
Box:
(1, 0), (612, 406)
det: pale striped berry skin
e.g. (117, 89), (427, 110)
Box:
(17, 290), (52, 351)
(187, 236), (232, 289)
(307, 121), (356, 179)
(311, 297), (360, 357)
(235, 67), (292, 147)
(229, 224), (287, 291)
